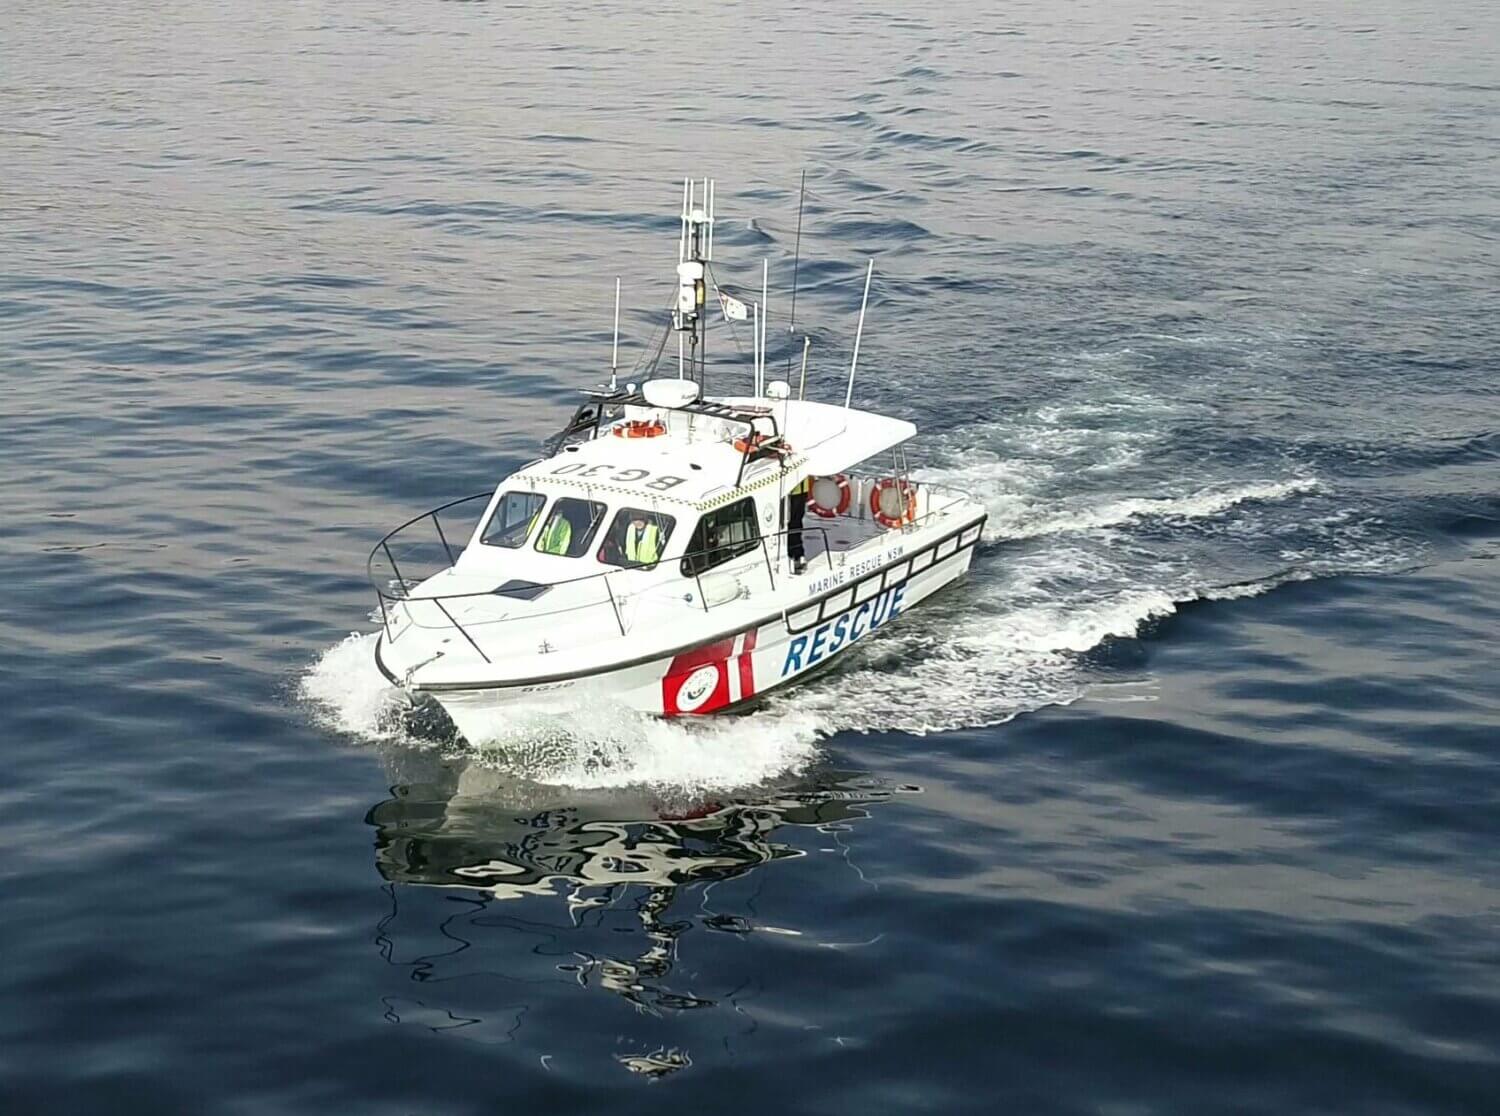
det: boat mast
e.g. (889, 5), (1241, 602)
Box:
(674, 177), (714, 391)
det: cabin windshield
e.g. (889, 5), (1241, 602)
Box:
(596, 507), (677, 569)
(480, 491), (546, 548)
(533, 497), (607, 558)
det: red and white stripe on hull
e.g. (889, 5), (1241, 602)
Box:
(660, 628), (759, 716)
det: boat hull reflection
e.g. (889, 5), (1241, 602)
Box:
(365, 750), (903, 1069)
(369, 761), (891, 897)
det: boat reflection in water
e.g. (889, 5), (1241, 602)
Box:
(364, 747), (902, 1075)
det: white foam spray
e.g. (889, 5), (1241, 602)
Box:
(299, 632), (823, 792)
(301, 631), (410, 740)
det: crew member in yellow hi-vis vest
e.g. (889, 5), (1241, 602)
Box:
(788, 475), (811, 574)
(539, 512), (572, 556)
(624, 516), (662, 566)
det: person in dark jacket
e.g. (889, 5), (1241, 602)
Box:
(788, 476), (810, 574)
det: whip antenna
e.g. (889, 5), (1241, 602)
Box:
(788, 169), (806, 335)
(609, 277), (620, 390)
(786, 169), (806, 381)
(844, 259), (874, 411)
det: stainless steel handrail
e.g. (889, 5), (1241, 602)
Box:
(372, 522), (838, 652)
(366, 491), (493, 598)
(379, 525), (833, 609)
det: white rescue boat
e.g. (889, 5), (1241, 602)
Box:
(370, 178), (986, 738)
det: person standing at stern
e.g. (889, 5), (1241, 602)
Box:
(788, 475), (810, 574)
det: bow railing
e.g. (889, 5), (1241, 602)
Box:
(368, 504), (835, 665)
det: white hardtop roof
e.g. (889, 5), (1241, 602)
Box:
(509, 395), (915, 510)
(728, 397), (916, 479)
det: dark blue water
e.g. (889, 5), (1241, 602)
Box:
(3, 3), (1498, 1112)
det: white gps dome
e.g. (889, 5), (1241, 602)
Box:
(642, 379), (701, 408)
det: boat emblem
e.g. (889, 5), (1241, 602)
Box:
(661, 629), (759, 716)
(675, 665), (721, 712)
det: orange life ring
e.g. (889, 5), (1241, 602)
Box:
(732, 432), (789, 456)
(808, 474), (851, 519)
(869, 478), (917, 528)
(614, 418), (666, 438)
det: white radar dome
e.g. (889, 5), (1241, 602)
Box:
(642, 379), (701, 408)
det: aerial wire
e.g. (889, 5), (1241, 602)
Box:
(786, 168), (806, 381)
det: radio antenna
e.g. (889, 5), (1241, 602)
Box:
(760, 259), (769, 397)
(788, 169), (806, 335)
(844, 259), (874, 411)
(609, 277), (620, 390)
(786, 170), (806, 381)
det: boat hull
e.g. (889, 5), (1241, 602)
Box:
(376, 515), (983, 738)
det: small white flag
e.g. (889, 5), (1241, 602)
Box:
(718, 289), (748, 322)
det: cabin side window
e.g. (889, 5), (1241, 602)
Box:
(597, 508), (677, 569)
(533, 497), (607, 558)
(480, 491), (546, 548)
(681, 497), (761, 577)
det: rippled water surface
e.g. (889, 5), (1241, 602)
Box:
(3, 2), (1499, 1112)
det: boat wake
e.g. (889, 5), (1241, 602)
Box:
(980, 477), (1323, 541)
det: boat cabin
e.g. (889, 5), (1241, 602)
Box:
(451, 380), (938, 595)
